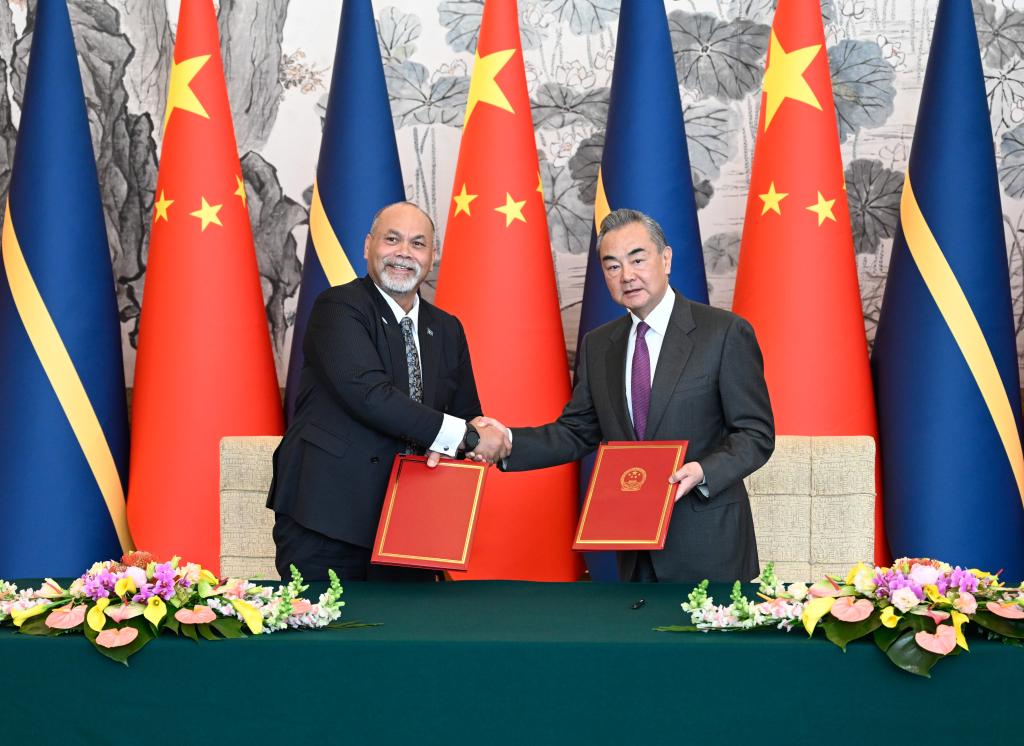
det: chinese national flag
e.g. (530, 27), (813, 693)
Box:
(127, 0), (283, 573)
(732, 0), (886, 562)
(435, 0), (583, 580)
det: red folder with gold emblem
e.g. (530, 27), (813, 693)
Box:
(371, 455), (487, 571)
(573, 441), (688, 551)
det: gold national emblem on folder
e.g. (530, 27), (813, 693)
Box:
(619, 467), (647, 492)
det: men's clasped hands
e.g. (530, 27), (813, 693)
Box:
(448, 416), (703, 502)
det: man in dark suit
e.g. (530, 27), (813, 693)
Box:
(477, 208), (774, 582)
(267, 201), (507, 581)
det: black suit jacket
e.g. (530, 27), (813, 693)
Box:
(505, 292), (774, 582)
(267, 276), (482, 547)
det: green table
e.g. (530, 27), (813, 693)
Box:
(2, 581), (1018, 743)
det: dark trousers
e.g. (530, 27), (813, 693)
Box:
(273, 513), (439, 582)
(629, 551), (658, 582)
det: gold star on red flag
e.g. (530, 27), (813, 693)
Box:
(234, 176), (247, 208)
(806, 191), (836, 226)
(164, 54), (211, 130)
(762, 31), (821, 131)
(464, 48), (516, 126)
(495, 192), (526, 227)
(154, 190), (174, 222)
(759, 182), (788, 216)
(190, 196), (223, 231)
(453, 184), (478, 217)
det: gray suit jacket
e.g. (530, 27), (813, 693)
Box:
(505, 291), (774, 582)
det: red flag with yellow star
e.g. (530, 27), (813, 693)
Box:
(732, 0), (887, 562)
(435, 0), (583, 580)
(127, 0), (283, 573)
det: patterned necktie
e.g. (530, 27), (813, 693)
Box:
(631, 321), (651, 440)
(400, 317), (422, 403)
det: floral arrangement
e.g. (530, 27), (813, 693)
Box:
(0, 551), (362, 664)
(657, 558), (1024, 676)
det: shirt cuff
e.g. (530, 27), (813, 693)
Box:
(428, 414), (466, 457)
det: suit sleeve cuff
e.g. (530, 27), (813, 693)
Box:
(428, 414), (466, 456)
(695, 465), (709, 499)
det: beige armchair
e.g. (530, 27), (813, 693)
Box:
(220, 435), (876, 582)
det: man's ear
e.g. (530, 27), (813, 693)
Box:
(364, 233), (371, 260)
(662, 245), (673, 274)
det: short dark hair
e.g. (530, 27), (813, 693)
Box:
(368, 201), (437, 244)
(596, 208), (667, 253)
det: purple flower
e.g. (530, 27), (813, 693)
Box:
(82, 569), (116, 601)
(132, 584), (155, 603)
(873, 568), (924, 601)
(950, 567), (979, 594)
(152, 562), (178, 600)
(131, 562), (180, 603)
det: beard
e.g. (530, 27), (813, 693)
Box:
(377, 257), (425, 294)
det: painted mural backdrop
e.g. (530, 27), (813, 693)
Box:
(1, 0), (1023, 382)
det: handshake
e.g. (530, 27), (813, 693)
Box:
(463, 416), (512, 465)
(424, 415), (510, 469)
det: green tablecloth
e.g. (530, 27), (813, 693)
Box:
(2, 580), (1019, 743)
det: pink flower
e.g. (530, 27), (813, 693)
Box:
(921, 609), (949, 624)
(908, 563), (941, 587)
(45, 604), (86, 630)
(954, 592), (977, 614)
(34, 579), (65, 599)
(291, 599), (312, 615)
(124, 566), (147, 589)
(986, 601), (1024, 619)
(95, 626), (139, 648)
(915, 624), (957, 655)
(174, 605), (216, 624)
(106, 603), (145, 623)
(830, 596), (874, 622)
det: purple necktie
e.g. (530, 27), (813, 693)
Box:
(631, 321), (651, 440)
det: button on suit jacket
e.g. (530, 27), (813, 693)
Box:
(505, 291), (774, 582)
(267, 276), (483, 547)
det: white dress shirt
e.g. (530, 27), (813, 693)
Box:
(375, 285), (466, 456)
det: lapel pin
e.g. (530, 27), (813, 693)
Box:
(427, 327), (434, 337)
(381, 316), (389, 325)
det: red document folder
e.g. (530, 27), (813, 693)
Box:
(372, 455), (487, 571)
(573, 441), (688, 551)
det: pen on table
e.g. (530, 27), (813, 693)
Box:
(630, 599), (645, 610)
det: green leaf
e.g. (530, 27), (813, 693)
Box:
(654, 625), (701, 632)
(823, 613), (882, 651)
(324, 621), (381, 630)
(181, 623), (199, 642)
(197, 581), (215, 598)
(197, 623), (219, 641)
(164, 617), (180, 635)
(972, 610), (1024, 639)
(210, 617), (245, 639)
(83, 619), (155, 665)
(18, 615), (62, 637)
(884, 628), (941, 678)
(873, 624), (902, 652)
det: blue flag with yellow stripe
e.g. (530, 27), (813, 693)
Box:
(284, 0), (405, 421)
(872, 0), (1024, 581)
(0, 0), (131, 578)
(575, 0), (707, 581)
